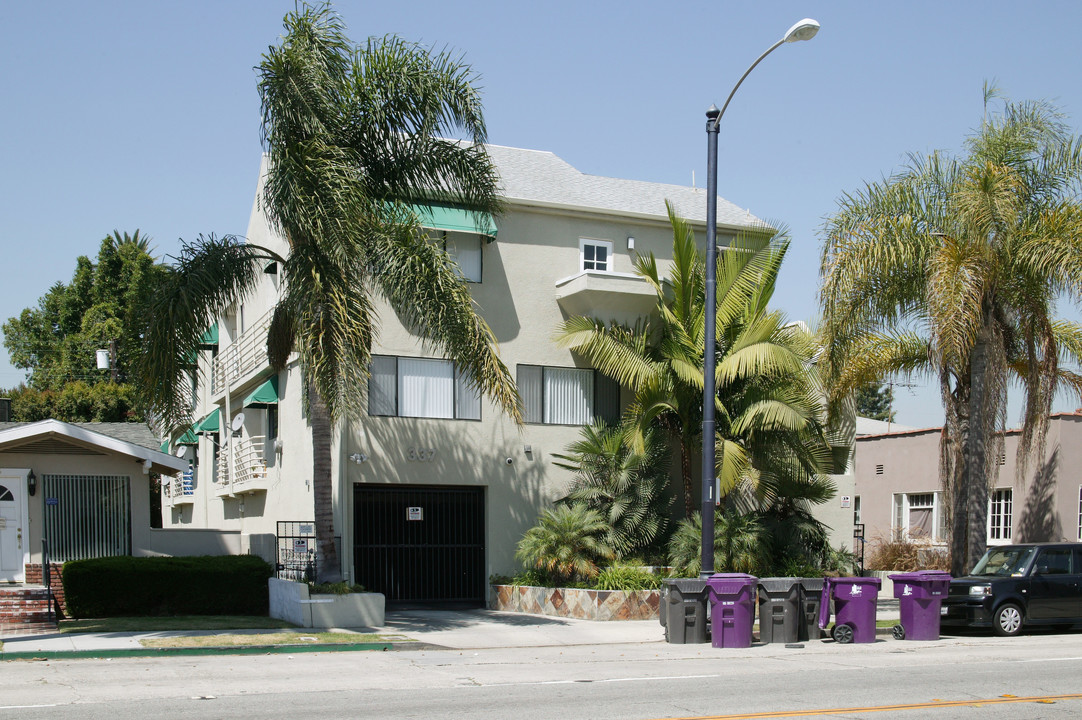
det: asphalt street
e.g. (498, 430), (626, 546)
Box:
(3, 630), (1081, 719)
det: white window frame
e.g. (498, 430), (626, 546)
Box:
(516, 364), (620, 426)
(579, 238), (613, 273)
(988, 488), (1013, 544)
(891, 491), (947, 543)
(444, 231), (482, 283)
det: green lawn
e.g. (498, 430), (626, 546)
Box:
(59, 615), (296, 633)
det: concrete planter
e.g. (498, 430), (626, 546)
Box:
(268, 577), (385, 628)
(489, 584), (660, 621)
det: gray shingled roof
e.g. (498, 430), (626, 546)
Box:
(0, 422), (160, 451)
(486, 144), (766, 230)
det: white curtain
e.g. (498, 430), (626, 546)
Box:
(399, 358), (454, 418)
(368, 356), (398, 416)
(448, 233), (482, 283)
(543, 367), (592, 424)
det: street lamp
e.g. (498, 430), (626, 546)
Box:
(701, 18), (819, 579)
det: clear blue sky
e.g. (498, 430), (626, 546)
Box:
(3, 0), (1082, 428)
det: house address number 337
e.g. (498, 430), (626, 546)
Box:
(406, 447), (436, 462)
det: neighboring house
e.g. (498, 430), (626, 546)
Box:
(854, 412), (1082, 554)
(0, 420), (187, 583)
(160, 145), (798, 605)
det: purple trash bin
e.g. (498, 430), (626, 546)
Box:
(706, 573), (757, 648)
(889, 571), (952, 641)
(818, 576), (881, 644)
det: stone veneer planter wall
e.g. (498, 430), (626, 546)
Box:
(490, 584), (660, 621)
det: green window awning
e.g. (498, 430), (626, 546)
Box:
(195, 409), (220, 434)
(176, 428), (199, 446)
(243, 376), (280, 407)
(409, 203), (498, 239)
(159, 441), (169, 453)
(198, 324), (219, 349)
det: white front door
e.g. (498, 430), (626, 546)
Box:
(0, 470), (29, 582)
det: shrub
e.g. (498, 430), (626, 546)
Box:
(866, 538), (950, 571)
(594, 564), (663, 591)
(668, 509), (771, 577)
(62, 555), (274, 618)
(308, 581), (365, 595)
(515, 503), (615, 586)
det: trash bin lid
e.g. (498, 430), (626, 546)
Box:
(664, 578), (709, 592)
(828, 576), (882, 588)
(706, 573), (758, 595)
(758, 577), (801, 593)
(888, 571), (952, 583)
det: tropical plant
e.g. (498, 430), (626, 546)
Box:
(515, 503), (615, 586)
(553, 422), (671, 558)
(594, 564), (664, 591)
(667, 509), (771, 577)
(137, 4), (517, 582)
(556, 202), (835, 519)
(819, 90), (1082, 574)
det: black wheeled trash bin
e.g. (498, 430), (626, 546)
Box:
(756, 577), (802, 644)
(799, 578), (824, 641)
(661, 579), (709, 644)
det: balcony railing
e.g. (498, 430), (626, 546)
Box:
(165, 472), (195, 506)
(212, 309), (274, 394)
(215, 435), (271, 496)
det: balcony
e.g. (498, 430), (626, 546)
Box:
(165, 472), (195, 507)
(212, 309), (274, 394)
(555, 271), (657, 321)
(214, 435), (271, 496)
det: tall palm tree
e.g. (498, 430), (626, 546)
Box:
(138, 4), (518, 582)
(555, 202), (833, 519)
(820, 93), (1082, 574)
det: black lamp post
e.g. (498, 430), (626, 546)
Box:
(700, 18), (820, 579)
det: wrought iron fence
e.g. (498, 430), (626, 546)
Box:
(276, 521), (316, 582)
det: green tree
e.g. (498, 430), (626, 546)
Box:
(555, 202), (834, 519)
(2, 230), (162, 421)
(819, 92), (1082, 574)
(855, 382), (894, 422)
(137, 4), (517, 583)
(553, 422), (671, 558)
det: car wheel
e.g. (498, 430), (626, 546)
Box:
(993, 603), (1023, 637)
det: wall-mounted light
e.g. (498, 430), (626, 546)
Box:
(27, 470), (36, 496)
(348, 452), (368, 464)
(142, 458), (153, 475)
(626, 236), (635, 251)
(523, 444), (533, 455)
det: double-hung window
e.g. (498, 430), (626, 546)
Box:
(368, 356), (481, 420)
(988, 488), (1013, 543)
(892, 491), (947, 542)
(517, 365), (619, 425)
(580, 239), (613, 272)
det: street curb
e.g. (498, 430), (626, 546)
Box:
(0, 640), (442, 661)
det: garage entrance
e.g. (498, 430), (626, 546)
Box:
(352, 484), (485, 605)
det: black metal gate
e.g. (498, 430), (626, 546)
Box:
(353, 485), (485, 604)
(276, 521), (316, 582)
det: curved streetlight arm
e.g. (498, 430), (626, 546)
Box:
(710, 38), (785, 131)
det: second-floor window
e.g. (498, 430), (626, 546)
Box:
(368, 356), (481, 420)
(446, 233), (482, 283)
(580, 239), (613, 272)
(517, 365), (619, 425)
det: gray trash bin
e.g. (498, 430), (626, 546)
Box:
(799, 577), (824, 641)
(757, 577), (802, 644)
(661, 579), (709, 644)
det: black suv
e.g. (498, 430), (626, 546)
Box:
(940, 543), (1082, 636)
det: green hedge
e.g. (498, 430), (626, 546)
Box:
(62, 555), (274, 618)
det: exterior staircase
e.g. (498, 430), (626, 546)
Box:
(0, 585), (59, 637)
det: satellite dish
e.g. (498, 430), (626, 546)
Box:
(231, 412), (246, 432)
(174, 446), (188, 458)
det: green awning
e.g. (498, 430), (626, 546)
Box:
(198, 324), (219, 349)
(195, 409), (220, 433)
(159, 441), (169, 452)
(243, 376), (280, 407)
(409, 203), (498, 239)
(176, 428), (199, 446)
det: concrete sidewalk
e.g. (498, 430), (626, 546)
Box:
(0, 601), (903, 658)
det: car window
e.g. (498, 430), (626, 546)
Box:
(972, 547), (1036, 576)
(1035, 548), (1073, 575)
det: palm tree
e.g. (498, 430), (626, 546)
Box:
(555, 202), (832, 519)
(515, 504), (615, 586)
(553, 422), (671, 558)
(819, 92), (1082, 574)
(138, 4), (518, 582)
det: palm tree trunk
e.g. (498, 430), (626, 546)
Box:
(963, 328), (992, 574)
(309, 381), (342, 583)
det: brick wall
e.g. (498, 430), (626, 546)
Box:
(24, 563), (67, 616)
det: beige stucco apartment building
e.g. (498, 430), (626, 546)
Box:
(854, 412), (1082, 557)
(159, 145), (846, 604)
